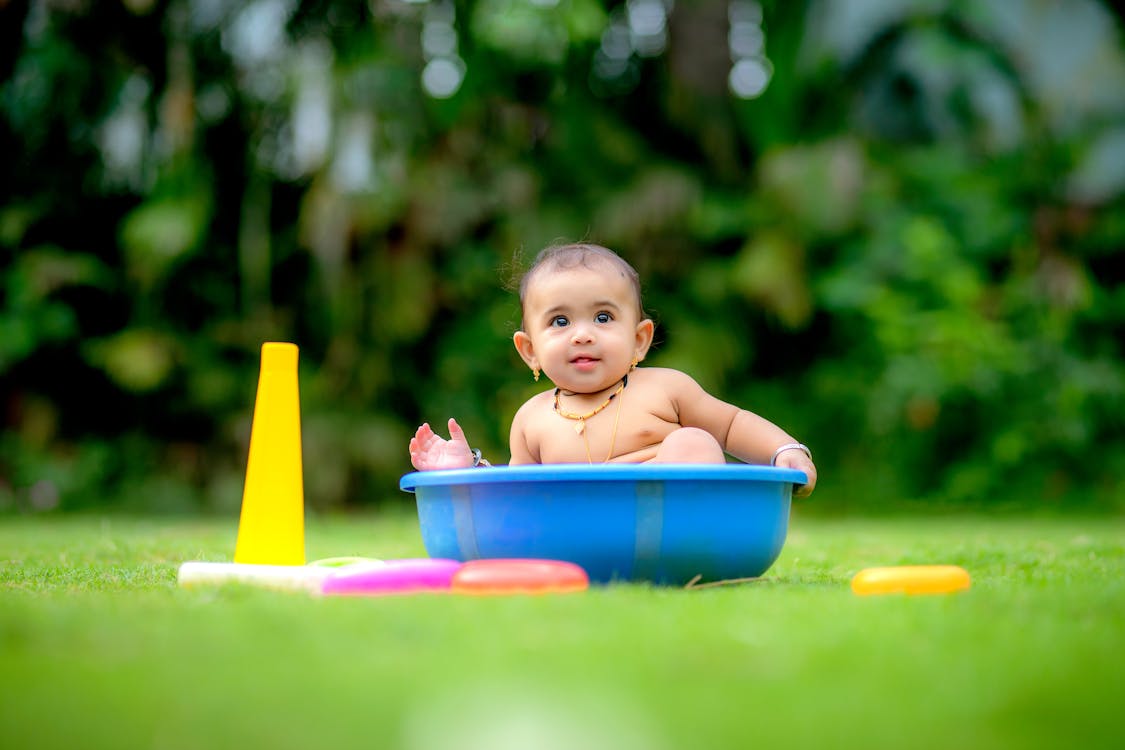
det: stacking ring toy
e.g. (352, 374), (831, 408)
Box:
(451, 559), (589, 595)
(851, 565), (971, 596)
(321, 558), (462, 596)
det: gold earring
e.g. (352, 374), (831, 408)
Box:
(630, 357), (638, 371)
(533, 367), (540, 382)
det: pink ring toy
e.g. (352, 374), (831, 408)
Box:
(321, 558), (462, 596)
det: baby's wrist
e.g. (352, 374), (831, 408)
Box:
(770, 442), (811, 466)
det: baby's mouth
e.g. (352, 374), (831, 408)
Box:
(571, 356), (599, 368)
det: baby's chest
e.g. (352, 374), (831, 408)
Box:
(530, 403), (679, 461)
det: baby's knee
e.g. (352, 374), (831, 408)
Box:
(655, 427), (725, 464)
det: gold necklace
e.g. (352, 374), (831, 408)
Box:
(553, 375), (628, 435)
(553, 375), (628, 463)
(592, 384), (625, 464)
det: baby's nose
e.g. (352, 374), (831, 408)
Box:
(570, 324), (594, 343)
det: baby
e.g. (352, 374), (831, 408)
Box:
(409, 244), (818, 497)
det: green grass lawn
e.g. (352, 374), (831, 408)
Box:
(2, 509), (1123, 750)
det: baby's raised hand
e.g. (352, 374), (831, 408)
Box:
(409, 418), (475, 471)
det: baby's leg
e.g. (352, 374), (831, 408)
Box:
(653, 427), (725, 464)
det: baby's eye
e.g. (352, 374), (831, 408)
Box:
(551, 316), (569, 328)
(595, 312), (612, 324)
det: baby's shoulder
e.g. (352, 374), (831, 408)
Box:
(630, 368), (706, 409)
(633, 367), (701, 389)
(511, 389), (554, 424)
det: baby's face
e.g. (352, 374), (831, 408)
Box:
(520, 262), (645, 393)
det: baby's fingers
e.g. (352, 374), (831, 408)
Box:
(792, 465), (817, 498)
(447, 418), (468, 446)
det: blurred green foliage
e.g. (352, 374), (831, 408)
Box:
(1, 0), (1123, 513)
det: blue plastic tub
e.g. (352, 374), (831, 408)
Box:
(399, 464), (806, 585)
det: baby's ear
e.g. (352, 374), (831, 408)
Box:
(634, 318), (655, 359)
(512, 330), (537, 369)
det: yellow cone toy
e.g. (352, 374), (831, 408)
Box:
(234, 342), (306, 565)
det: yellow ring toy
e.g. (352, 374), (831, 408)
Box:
(851, 565), (971, 595)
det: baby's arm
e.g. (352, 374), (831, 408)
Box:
(669, 370), (818, 497)
(507, 398), (539, 465)
(409, 418), (475, 470)
(725, 410), (818, 497)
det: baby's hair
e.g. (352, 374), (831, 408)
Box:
(517, 243), (646, 328)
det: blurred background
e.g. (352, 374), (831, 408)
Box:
(1, 0), (1123, 515)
